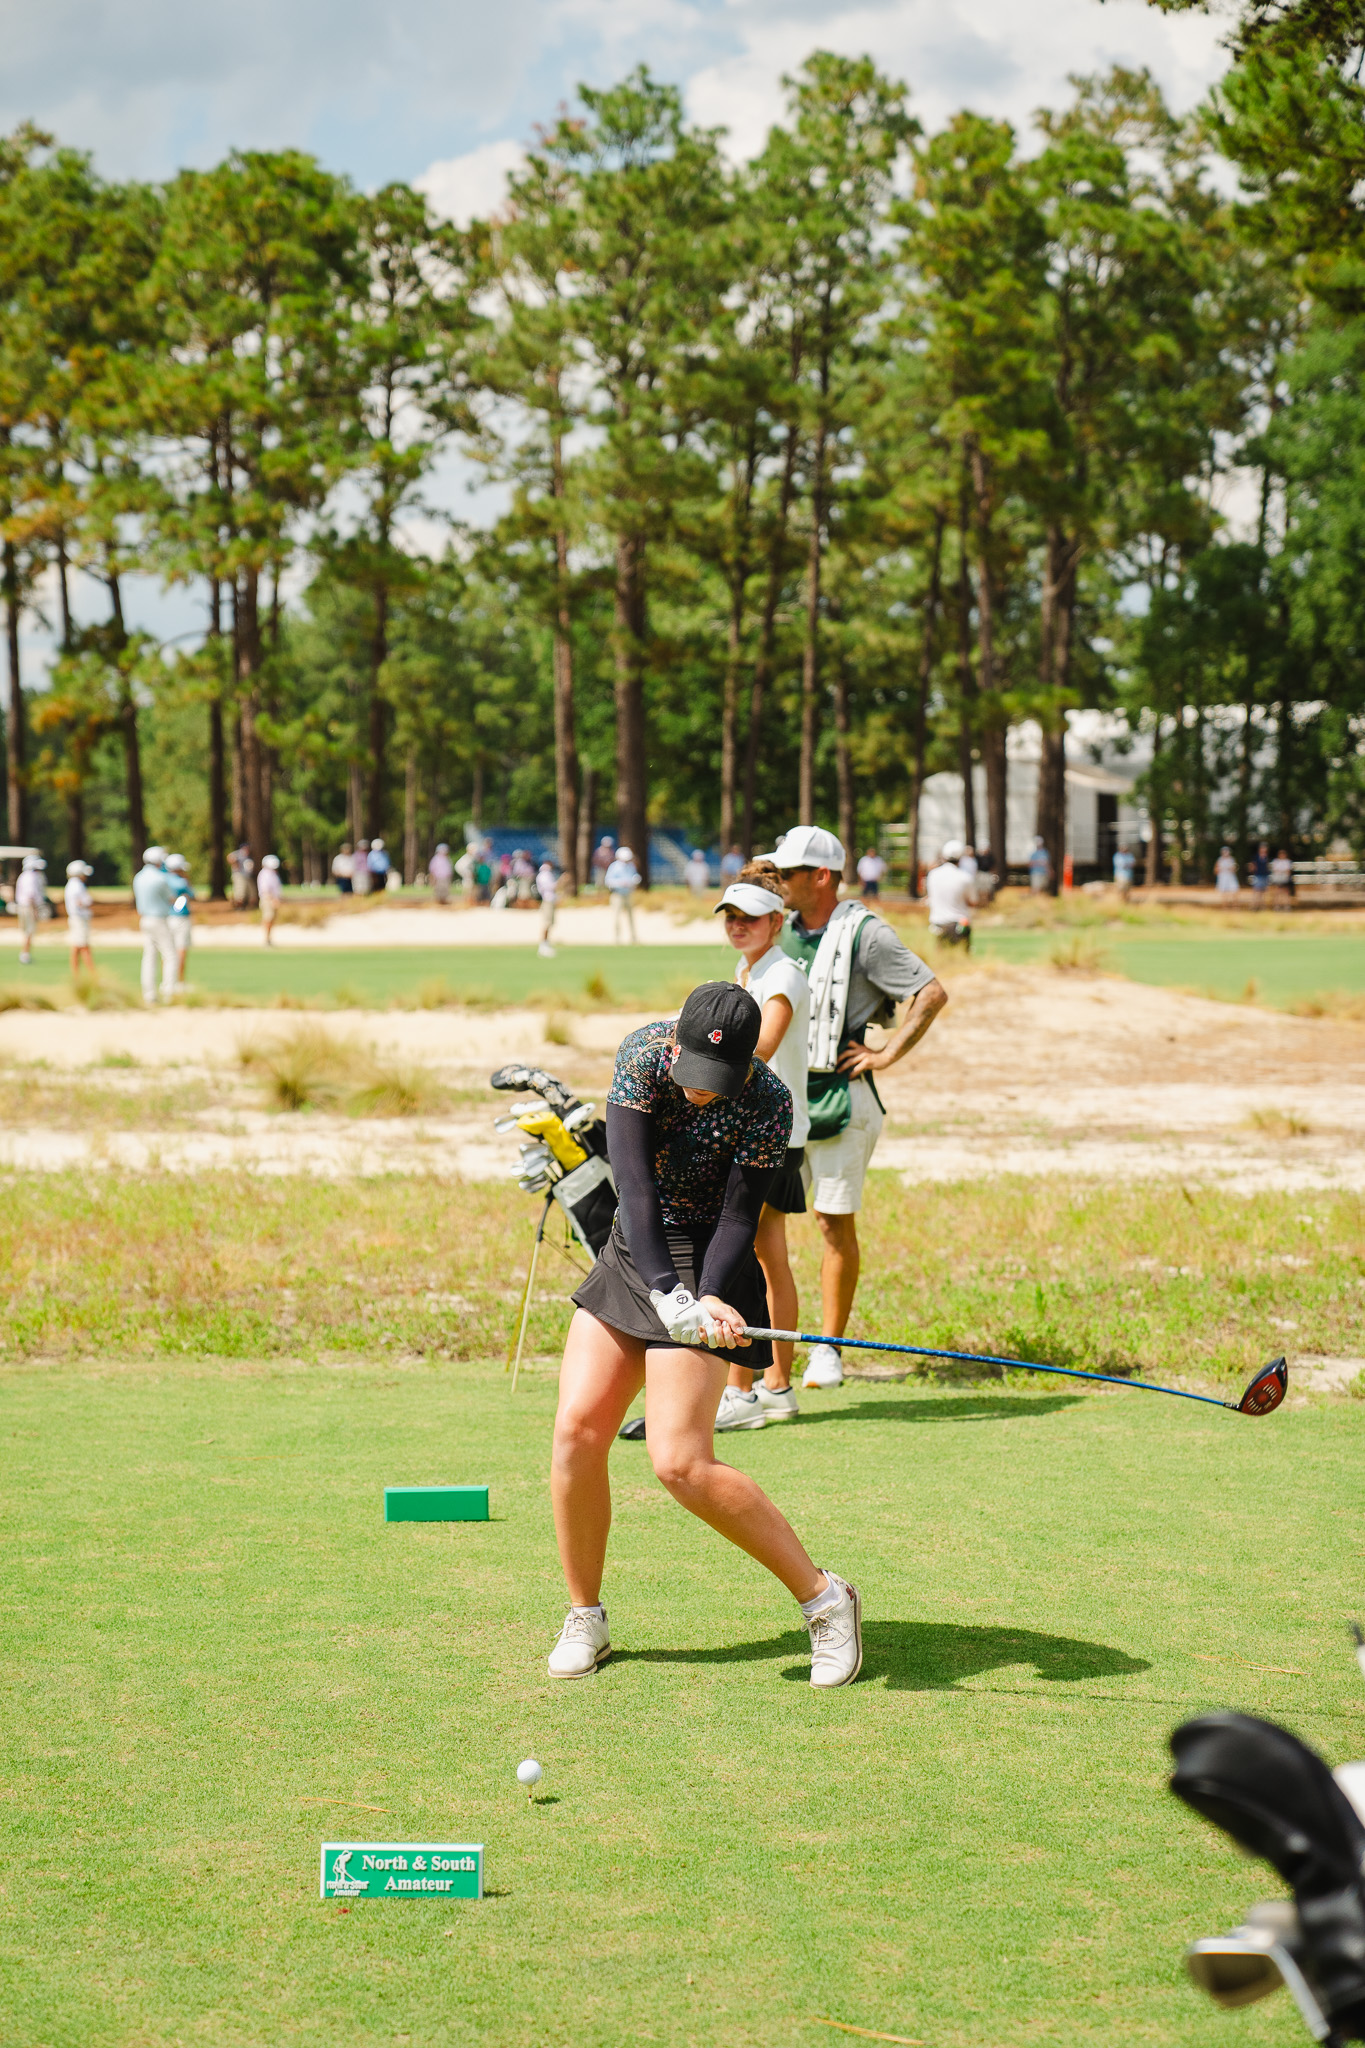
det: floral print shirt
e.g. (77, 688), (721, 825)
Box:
(607, 1020), (792, 1229)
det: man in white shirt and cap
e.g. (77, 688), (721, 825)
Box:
(64, 860), (94, 974)
(15, 855), (47, 966)
(925, 840), (975, 950)
(772, 824), (948, 1388)
(134, 846), (179, 1003)
(536, 858), (559, 957)
(257, 854), (283, 944)
(604, 845), (641, 944)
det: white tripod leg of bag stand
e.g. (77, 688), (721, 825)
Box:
(508, 1192), (553, 1396)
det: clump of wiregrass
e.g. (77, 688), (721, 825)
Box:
(68, 972), (137, 1011)
(1245, 1105), (1314, 1138)
(1290, 991), (1365, 1022)
(1047, 932), (1111, 974)
(543, 1012), (574, 1046)
(0, 984), (57, 1012)
(236, 1024), (446, 1117)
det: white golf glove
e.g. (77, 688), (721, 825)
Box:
(649, 1286), (720, 1348)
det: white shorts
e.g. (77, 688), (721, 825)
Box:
(804, 1075), (885, 1215)
(171, 920), (191, 952)
(68, 916), (92, 949)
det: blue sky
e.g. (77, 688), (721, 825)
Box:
(11, 0), (1229, 674)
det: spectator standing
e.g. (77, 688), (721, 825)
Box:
(1113, 844), (1135, 898)
(351, 840), (371, 897)
(685, 849), (710, 895)
(1028, 836), (1052, 893)
(15, 855), (47, 966)
(368, 838), (391, 891)
(134, 846), (179, 1003)
(1270, 847), (1294, 906)
(720, 845), (744, 885)
(258, 854), (283, 944)
(973, 846), (998, 903)
(925, 840), (975, 949)
(772, 824), (947, 1389)
(1214, 846), (1239, 898)
(1251, 842), (1270, 906)
(454, 842), (477, 900)
(591, 836), (615, 891)
(605, 845), (641, 944)
(856, 847), (887, 900)
(331, 844), (354, 894)
(511, 849), (536, 903)
(229, 844), (254, 907)
(429, 843), (453, 904)
(64, 860), (94, 974)
(165, 854), (194, 983)
(536, 859), (559, 957)
(474, 844), (493, 903)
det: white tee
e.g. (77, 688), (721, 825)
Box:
(257, 868), (283, 903)
(736, 942), (810, 1148)
(856, 852), (886, 884)
(926, 861), (973, 927)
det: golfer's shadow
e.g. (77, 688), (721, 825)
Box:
(616, 1621), (1149, 1689)
(793, 1393), (1084, 1426)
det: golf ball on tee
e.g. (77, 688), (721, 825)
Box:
(517, 1759), (543, 1790)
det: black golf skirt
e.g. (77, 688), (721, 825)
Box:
(764, 1146), (807, 1216)
(572, 1220), (774, 1371)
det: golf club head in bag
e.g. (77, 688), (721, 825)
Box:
(490, 1064), (581, 1118)
(1171, 1712), (1365, 2042)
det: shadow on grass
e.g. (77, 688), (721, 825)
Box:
(615, 1619), (1149, 1690)
(794, 1393), (1084, 1426)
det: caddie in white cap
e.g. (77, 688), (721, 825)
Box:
(257, 853), (283, 946)
(14, 854), (47, 966)
(64, 860), (95, 975)
(771, 823), (948, 1388)
(133, 844), (179, 1003)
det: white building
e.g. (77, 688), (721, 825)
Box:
(909, 713), (1150, 875)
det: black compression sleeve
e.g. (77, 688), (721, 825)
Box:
(697, 1161), (776, 1300)
(605, 1103), (679, 1294)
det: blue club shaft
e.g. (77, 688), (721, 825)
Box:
(742, 1328), (1234, 1410)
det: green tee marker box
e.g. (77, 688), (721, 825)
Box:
(384, 1485), (488, 1522)
(321, 1841), (483, 1901)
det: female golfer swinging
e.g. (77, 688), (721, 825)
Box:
(547, 981), (863, 1687)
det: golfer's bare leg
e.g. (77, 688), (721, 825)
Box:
(756, 1206), (797, 1390)
(815, 1209), (860, 1340)
(644, 1346), (823, 1602)
(551, 1310), (643, 1606)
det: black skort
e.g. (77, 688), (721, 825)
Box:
(572, 1220), (774, 1371)
(763, 1145), (806, 1216)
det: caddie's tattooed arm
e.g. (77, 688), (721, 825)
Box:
(836, 977), (948, 1076)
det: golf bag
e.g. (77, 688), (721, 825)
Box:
(1172, 1711), (1365, 2044)
(490, 1063), (616, 1258)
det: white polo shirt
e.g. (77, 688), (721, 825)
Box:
(736, 943), (810, 1148)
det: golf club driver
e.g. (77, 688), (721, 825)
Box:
(740, 1329), (1288, 1416)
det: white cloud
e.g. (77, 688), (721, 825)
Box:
(416, 139), (526, 226)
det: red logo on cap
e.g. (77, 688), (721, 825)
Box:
(708, 1029), (723, 1044)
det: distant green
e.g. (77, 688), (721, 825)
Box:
(2, 1355), (1361, 2046)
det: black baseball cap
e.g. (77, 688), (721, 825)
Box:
(671, 982), (762, 1097)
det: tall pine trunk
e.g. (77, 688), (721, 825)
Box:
(236, 568), (265, 878)
(719, 428), (756, 855)
(366, 583), (388, 844)
(3, 535), (24, 843)
(576, 764), (596, 893)
(551, 417), (580, 889)
(613, 533), (649, 886)
(403, 750), (419, 885)
(798, 401), (828, 827)
(907, 510), (945, 896)
(740, 421), (798, 855)
(1036, 523), (1076, 895)
(967, 439), (1007, 866)
(955, 502), (977, 852)
(208, 577), (227, 899)
(832, 625), (855, 882)
(1145, 714), (1163, 886)
(106, 569), (146, 874)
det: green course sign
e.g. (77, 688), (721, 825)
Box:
(321, 1841), (484, 1901)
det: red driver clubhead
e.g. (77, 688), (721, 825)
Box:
(1236, 1355), (1288, 1415)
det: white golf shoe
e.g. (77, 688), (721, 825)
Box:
(715, 1387), (768, 1432)
(547, 1605), (611, 1679)
(802, 1343), (844, 1389)
(755, 1383), (800, 1422)
(805, 1571), (863, 1688)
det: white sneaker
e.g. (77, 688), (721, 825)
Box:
(802, 1343), (844, 1389)
(537, 942), (556, 958)
(715, 1387), (768, 1432)
(805, 1572), (863, 1688)
(755, 1384), (800, 1422)
(547, 1606), (611, 1679)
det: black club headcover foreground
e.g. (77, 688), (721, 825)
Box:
(1171, 1712), (1365, 2041)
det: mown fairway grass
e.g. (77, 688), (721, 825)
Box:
(2, 1352), (1363, 2048)
(3, 922), (1365, 1011)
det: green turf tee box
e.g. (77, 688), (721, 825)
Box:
(321, 1842), (483, 1901)
(384, 1485), (488, 1522)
